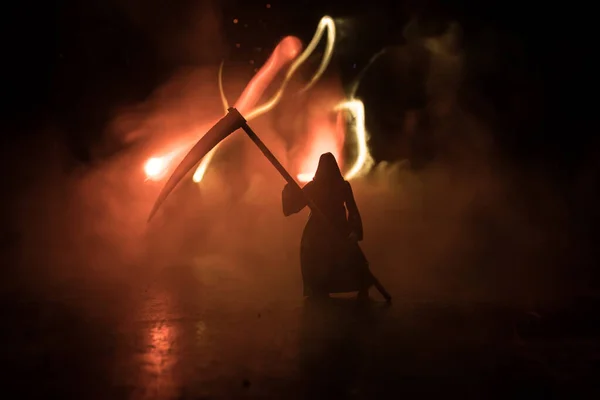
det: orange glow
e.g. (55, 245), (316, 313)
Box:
(234, 36), (302, 114)
(144, 144), (190, 182)
(297, 132), (343, 181)
(297, 108), (345, 182)
(242, 16), (335, 121)
(297, 98), (373, 182)
(143, 15), (375, 186)
(144, 157), (165, 180)
(192, 35), (303, 183)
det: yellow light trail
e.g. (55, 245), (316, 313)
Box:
(192, 16), (336, 183)
(190, 62), (230, 183)
(244, 15), (336, 121)
(336, 99), (373, 180)
(146, 16), (375, 185)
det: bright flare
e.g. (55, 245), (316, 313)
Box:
(145, 157), (165, 180)
(296, 99), (372, 182)
(297, 108), (344, 182)
(192, 36), (304, 183)
(190, 15), (337, 183)
(192, 158), (210, 183)
(297, 173), (314, 182)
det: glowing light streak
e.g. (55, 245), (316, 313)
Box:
(144, 15), (376, 186)
(195, 16), (336, 184)
(189, 62), (232, 183)
(235, 36), (303, 114)
(143, 145), (190, 181)
(337, 99), (372, 180)
(332, 49), (386, 181)
(296, 99), (371, 182)
(217, 60), (229, 112)
(243, 16), (336, 121)
(193, 146), (218, 183)
(192, 17), (335, 183)
(192, 36), (303, 182)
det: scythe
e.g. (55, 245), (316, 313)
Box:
(148, 107), (391, 302)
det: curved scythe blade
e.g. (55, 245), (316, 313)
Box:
(147, 108), (246, 222)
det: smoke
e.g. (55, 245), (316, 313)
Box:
(347, 17), (572, 304)
(5, 13), (580, 311)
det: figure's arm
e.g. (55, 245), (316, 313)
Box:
(344, 181), (364, 241)
(282, 182), (309, 216)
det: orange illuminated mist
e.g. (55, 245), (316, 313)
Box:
(297, 100), (346, 182)
(144, 16), (372, 186)
(144, 35), (303, 183)
(235, 36), (302, 113)
(192, 35), (303, 183)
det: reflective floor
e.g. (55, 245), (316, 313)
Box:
(3, 261), (599, 399)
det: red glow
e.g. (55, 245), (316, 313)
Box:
(297, 109), (345, 182)
(143, 22), (352, 185)
(234, 36), (302, 114)
(145, 36), (304, 183)
(191, 35), (304, 182)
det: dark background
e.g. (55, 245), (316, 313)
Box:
(3, 0), (596, 273)
(1, 2), (599, 397)
(3, 0), (590, 165)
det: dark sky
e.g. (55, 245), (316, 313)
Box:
(1, 0), (591, 175)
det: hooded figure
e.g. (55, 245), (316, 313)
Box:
(282, 153), (373, 299)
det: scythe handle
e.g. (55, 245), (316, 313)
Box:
(240, 121), (392, 303)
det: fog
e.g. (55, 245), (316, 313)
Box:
(3, 12), (580, 312)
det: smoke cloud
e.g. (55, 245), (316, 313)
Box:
(4, 12), (582, 312)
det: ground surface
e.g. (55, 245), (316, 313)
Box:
(3, 262), (600, 399)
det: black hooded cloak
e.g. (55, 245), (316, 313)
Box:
(282, 153), (372, 296)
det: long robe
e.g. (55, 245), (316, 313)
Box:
(282, 179), (372, 296)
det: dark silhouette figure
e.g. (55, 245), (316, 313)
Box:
(282, 153), (372, 299)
